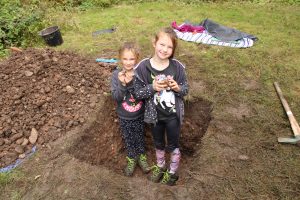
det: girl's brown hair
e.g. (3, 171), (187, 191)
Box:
(154, 27), (178, 58)
(118, 42), (140, 62)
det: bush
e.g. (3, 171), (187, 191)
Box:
(0, 0), (45, 55)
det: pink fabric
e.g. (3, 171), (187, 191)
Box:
(155, 149), (166, 168)
(170, 148), (181, 174)
(171, 21), (205, 33)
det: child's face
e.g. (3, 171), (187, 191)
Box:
(120, 49), (137, 71)
(153, 33), (174, 60)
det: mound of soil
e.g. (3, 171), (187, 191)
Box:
(0, 48), (115, 168)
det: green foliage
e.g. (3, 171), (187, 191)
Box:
(0, 171), (22, 186)
(0, 0), (298, 56)
(0, 0), (44, 54)
(170, 0), (300, 4)
(0, 171), (24, 200)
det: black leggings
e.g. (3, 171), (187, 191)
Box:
(152, 118), (180, 152)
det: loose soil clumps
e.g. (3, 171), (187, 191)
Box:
(0, 48), (114, 168)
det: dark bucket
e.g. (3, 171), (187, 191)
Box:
(39, 26), (63, 46)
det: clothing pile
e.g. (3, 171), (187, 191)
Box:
(172, 19), (258, 48)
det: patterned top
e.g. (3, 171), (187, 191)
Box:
(111, 69), (145, 120)
(134, 58), (189, 124)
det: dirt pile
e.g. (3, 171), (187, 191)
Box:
(0, 48), (115, 168)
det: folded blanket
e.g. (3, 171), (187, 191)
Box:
(199, 18), (258, 42)
(174, 29), (254, 48)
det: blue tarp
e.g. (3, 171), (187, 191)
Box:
(0, 146), (36, 173)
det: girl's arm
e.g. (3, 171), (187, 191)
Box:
(175, 79), (189, 97)
(133, 76), (156, 100)
(111, 70), (127, 102)
(174, 66), (189, 98)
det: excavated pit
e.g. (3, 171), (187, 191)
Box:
(68, 96), (212, 174)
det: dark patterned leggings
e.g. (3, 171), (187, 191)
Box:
(119, 116), (145, 158)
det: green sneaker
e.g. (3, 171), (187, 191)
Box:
(148, 165), (166, 183)
(138, 154), (151, 174)
(124, 156), (137, 177)
(161, 170), (179, 186)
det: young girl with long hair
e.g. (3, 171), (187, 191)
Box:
(111, 42), (150, 176)
(134, 28), (189, 185)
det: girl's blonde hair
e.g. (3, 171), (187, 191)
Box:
(118, 42), (140, 62)
(154, 27), (178, 58)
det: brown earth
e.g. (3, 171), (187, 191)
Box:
(0, 49), (213, 199)
(0, 48), (116, 168)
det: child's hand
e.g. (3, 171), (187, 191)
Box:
(167, 77), (180, 92)
(118, 70), (133, 86)
(153, 79), (168, 91)
(118, 71), (126, 86)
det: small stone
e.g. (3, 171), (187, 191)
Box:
(0, 151), (7, 158)
(10, 133), (23, 142)
(21, 138), (29, 146)
(29, 128), (38, 144)
(66, 86), (75, 94)
(79, 118), (85, 123)
(19, 154), (26, 159)
(34, 175), (41, 180)
(45, 87), (51, 93)
(67, 120), (73, 128)
(54, 121), (61, 128)
(4, 139), (12, 145)
(15, 145), (24, 154)
(238, 155), (249, 161)
(16, 138), (24, 145)
(89, 102), (96, 108)
(3, 153), (18, 165)
(14, 100), (21, 105)
(73, 121), (79, 126)
(24, 70), (33, 77)
(46, 144), (52, 150)
(37, 136), (45, 145)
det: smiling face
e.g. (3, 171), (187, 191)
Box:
(120, 49), (137, 71)
(153, 32), (174, 61)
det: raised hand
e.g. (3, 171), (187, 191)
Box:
(118, 70), (134, 86)
(167, 77), (180, 92)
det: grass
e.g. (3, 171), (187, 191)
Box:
(0, 171), (24, 200)
(2, 1), (300, 199)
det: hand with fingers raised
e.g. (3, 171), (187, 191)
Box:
(118, 70), (134, 86)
